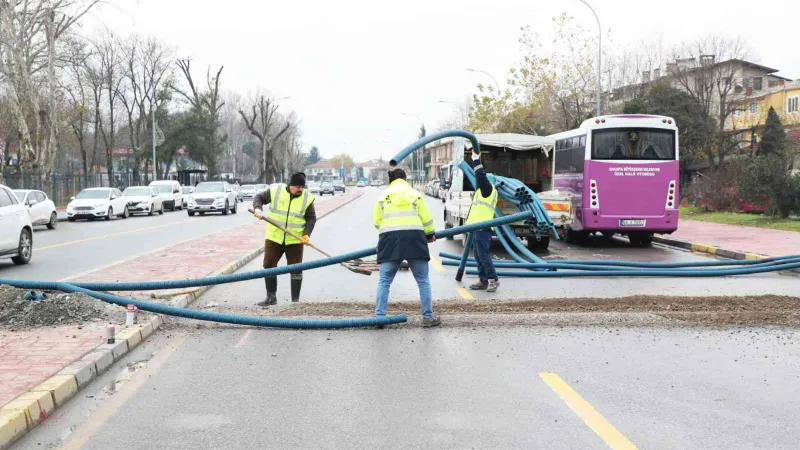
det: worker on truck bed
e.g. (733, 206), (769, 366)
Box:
(373, 168), (441, 327)
(467, 150), (499, 292)
(252, 173), (316, 306)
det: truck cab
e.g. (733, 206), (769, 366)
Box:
(444, 133), (572, 250)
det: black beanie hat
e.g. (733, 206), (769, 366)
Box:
(388, 168), (406, 183)
(289, 172), (306, 187)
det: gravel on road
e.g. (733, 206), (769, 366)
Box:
(0, 285), (130, 329)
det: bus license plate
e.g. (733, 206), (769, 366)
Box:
(620, 219), (646, 227)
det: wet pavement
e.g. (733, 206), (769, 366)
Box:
(195, 188), (800, 310)
(15, 325), (800, 449)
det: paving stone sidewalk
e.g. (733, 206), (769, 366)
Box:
(0, 190), (363, 412)
(658, 219), (800, 257)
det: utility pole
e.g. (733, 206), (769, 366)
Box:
(578, 0), (602, 117)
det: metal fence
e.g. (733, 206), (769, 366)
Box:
(2, 172), (147, 206)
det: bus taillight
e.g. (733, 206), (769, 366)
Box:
(590, 179), (599, 208)
(665, 180), (677, 209)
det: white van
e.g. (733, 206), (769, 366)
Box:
(149, 180), (184, 211)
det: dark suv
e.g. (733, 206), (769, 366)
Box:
(320, 182), (335, 196)
(332, 180), (345, 193)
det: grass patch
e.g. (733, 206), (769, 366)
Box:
(680, 206), (800, 232)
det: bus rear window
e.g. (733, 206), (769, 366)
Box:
(591, 128), (675, 160)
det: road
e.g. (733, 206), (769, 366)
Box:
(0, 195), (336, 282)
(11, 187), (800, 449)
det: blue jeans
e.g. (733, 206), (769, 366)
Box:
(375, 259), (433, 318)
(472, 230), (497, 285)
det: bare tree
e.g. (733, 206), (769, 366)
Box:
(117, 35), (173, 182)
(0, 0), (100, 186)
(669, 36), (751, 170)
(61, 35), (93, 183)
(92, 31), (125, 187)
(173, 58), (225, 176)
(238, 94), (291, 183)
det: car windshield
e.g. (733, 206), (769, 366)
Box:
(195, 182), (225, 193)
(241, 185), (255, 191)
(75, 189), (110, 199)
(333, 181), (343, 185)
(255, 184), (267, 190)
(12, 190), (28, 202)
(124, 187), (151, 197)
(322, 183), (332, 187)
(182, 187), (193, 194)
(153, 185), (172, 194)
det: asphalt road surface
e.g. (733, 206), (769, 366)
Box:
(0, 195), (336, 282)
(15, 325), (800, 449)
(195, 188), (800, 308)
(10, 186), (800, 450)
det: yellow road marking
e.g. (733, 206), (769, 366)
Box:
(539, 372), (637, 450)
(59, 334), (187, 450)
(456, 287), (474, 300)
(429, 256), (445, 272)
(38, 220), (191, 251)
(234, 329), (253, 348)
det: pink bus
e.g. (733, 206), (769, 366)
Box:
(551, 115), (679, 246)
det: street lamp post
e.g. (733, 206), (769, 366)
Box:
(578, 0), (602, 117)
(466, 68), (500, 93)
(401, 112), (425, 183)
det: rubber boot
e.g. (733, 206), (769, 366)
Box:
(290, 277), (303, 303)
(257, 277), (277, 307)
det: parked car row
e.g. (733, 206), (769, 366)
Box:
(424, 179), (440, 197)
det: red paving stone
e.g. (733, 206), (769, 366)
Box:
(0, 324), (106, 406)
(0, 190), (362, 409)
(663, 219), (800, 256)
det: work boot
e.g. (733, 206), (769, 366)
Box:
(290, 277), (303, 303)
(487, 279), (499, 293)
(257, 277), (278, 307)
(469, 282), (487, 290)
(422, 315), (442, 328)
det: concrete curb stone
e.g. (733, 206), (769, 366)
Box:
(0, 190), (365, 449)
(654, 235), (800, 274)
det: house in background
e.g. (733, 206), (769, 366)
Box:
(727, 80), (800, 163)
(306, 159), (338, 182)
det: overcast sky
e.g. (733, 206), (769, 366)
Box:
(91, 0), (799, 162)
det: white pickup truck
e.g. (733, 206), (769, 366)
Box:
(443, 133), (573, 250)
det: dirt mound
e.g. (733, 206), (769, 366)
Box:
(0, 285), (125, 329)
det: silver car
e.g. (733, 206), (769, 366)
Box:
(186, 182), (238, 216)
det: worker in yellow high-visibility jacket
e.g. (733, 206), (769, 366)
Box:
(252, 173), (316, 306)
(466, 150), (499, 292)
(373, 168), (440, 327)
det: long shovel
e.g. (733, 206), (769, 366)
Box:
(249, 209), (371, 276)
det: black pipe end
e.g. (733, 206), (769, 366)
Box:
(455, 270), (464, 281)
(389, 160), (398, 167)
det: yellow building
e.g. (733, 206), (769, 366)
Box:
(727, 80), (800, 152)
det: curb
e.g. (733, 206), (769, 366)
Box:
(653, 236), (769, 260)
(653, 235), (800, 275)
(0, 190), (365, 449)
(0, 315), (162, 449)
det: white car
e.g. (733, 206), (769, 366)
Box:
(240, 184), (257, 200)
(186, 181), (238, 216)
(13, 189), (58, 230)
(149, 180), (184, 211)
(0, 184), (33, 265)
(356, 181), (366, 187)
(308, 182), (321, 195)
(66, 187), (130, 221)
(123, 186), (164, 216)
(181, 186), (194, 205)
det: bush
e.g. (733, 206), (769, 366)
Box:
(685, 167), (740, 212)
(736, 155), (800, 218)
